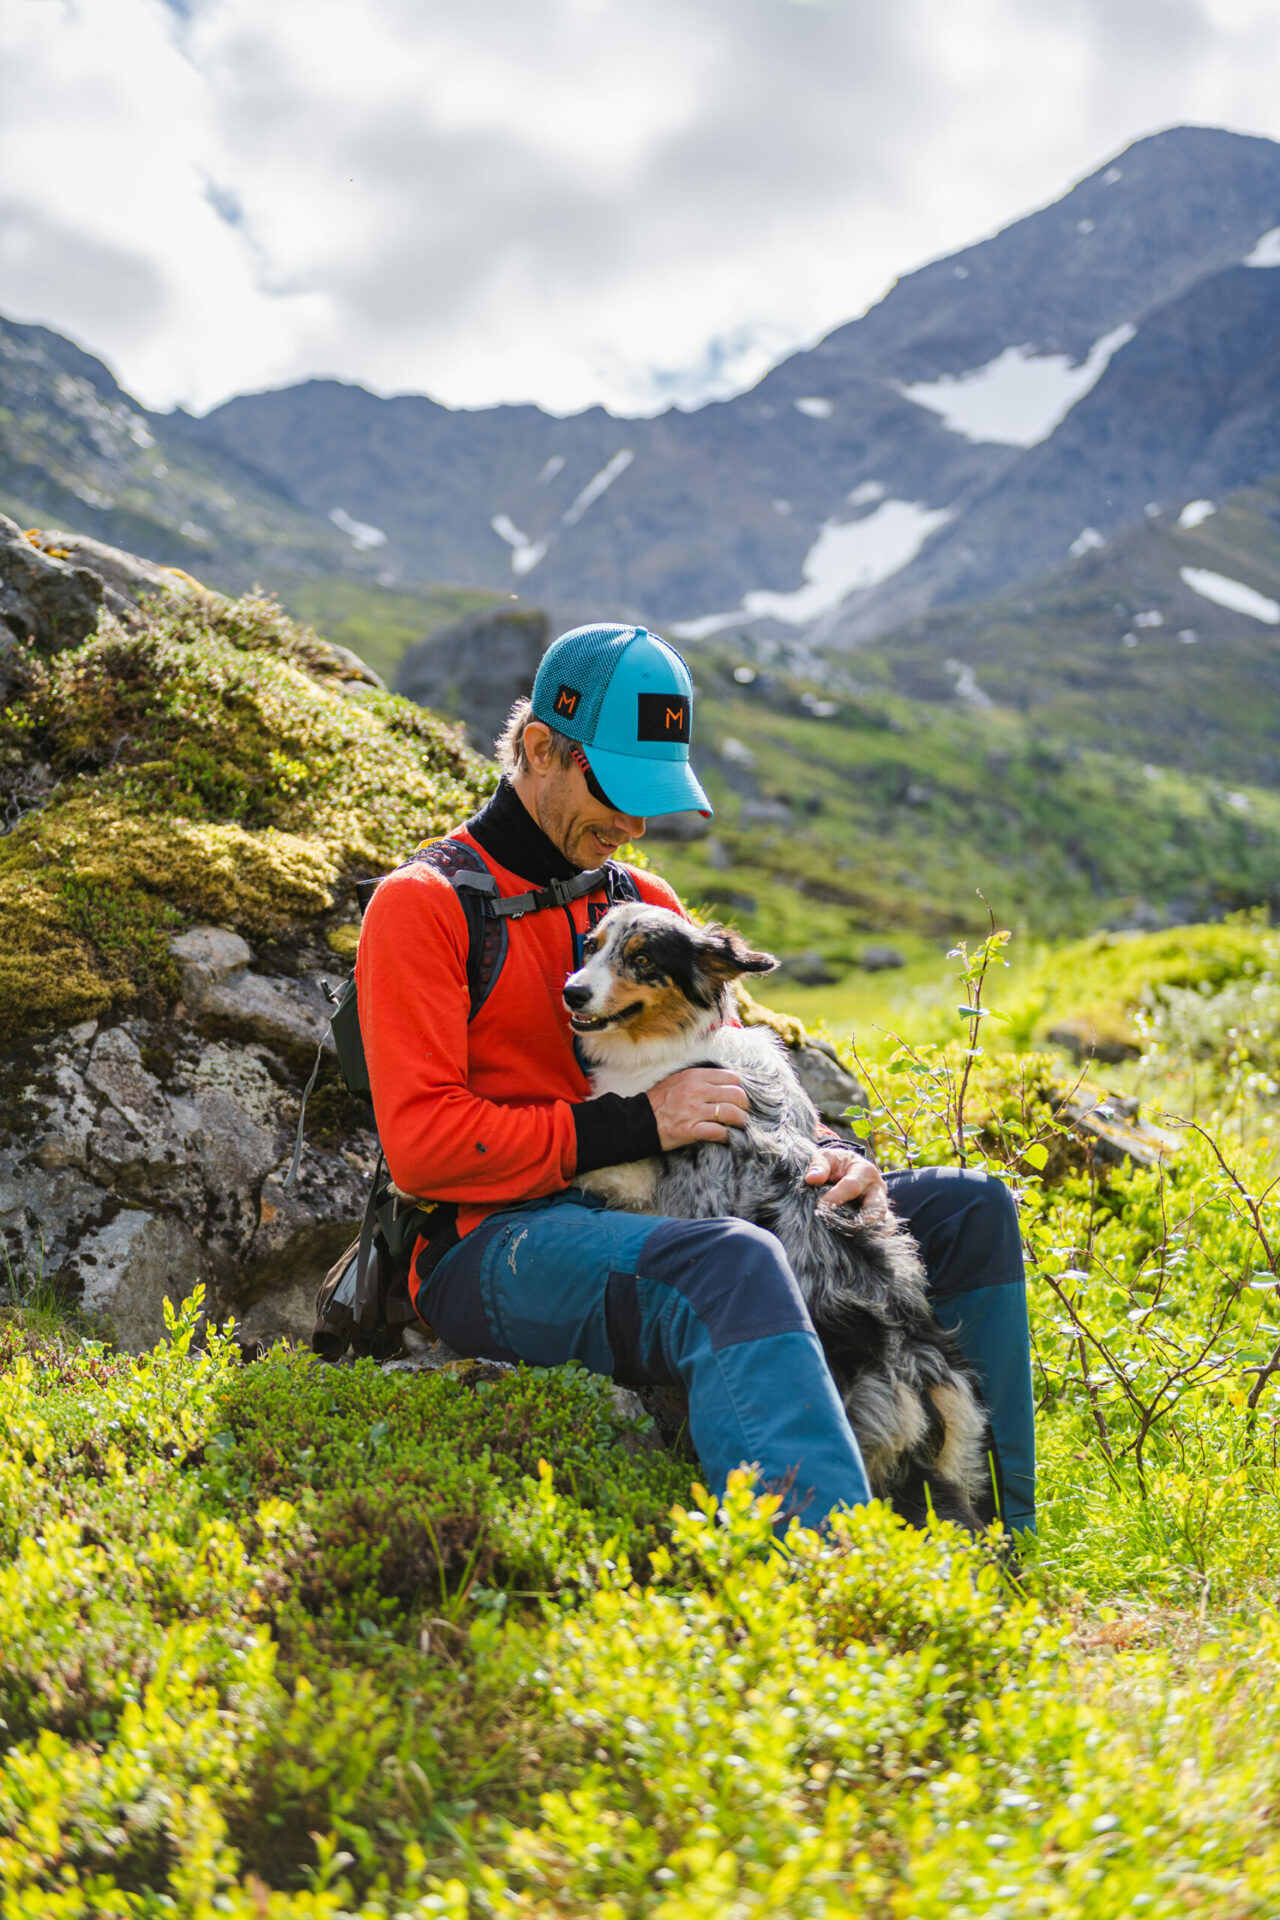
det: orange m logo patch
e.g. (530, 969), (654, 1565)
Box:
(637, 692), (691, 743)
(554, 684), (580, 717)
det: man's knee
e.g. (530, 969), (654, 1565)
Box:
(967, 1171), (1021, 1243)
(889, 1165), (1024, 1298)
(638, 1215), (813, 1351)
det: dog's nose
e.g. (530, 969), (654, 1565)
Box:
(563, 982), (592, 1011)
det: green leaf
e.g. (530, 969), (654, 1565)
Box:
(1023, 1143), (1049, 1170)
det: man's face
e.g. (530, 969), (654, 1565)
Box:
(537, 754), (647, 868)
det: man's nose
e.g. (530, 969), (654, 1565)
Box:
(563, 981), (592, 1010)
(617, 813), (646, 840)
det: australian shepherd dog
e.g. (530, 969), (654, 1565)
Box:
(565, 903), (992, 1530)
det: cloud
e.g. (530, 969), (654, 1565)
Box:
(1, 0), (1278, 415)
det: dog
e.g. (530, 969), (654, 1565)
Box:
(564, 903), (992, 1530)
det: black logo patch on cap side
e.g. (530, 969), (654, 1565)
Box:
(637, 692), (690, 743)
(553, 684), (582, 720)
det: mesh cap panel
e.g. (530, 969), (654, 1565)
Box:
(532, 625), (635, 741)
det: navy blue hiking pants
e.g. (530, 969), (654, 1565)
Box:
(422, 1167), (1035, 1534)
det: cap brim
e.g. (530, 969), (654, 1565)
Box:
(583, 745), (713, 819)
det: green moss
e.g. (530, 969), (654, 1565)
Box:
(0, 593), (496, 1039)
(1006, 914), (1280, 1047)
(325, 922), (361, 959)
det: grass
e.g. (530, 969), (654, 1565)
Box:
(4, 927), (1280, 1912)
(652, 641), (1280, 976)
(5, 524), (1280, 1909)
(274, 576), (512, 688)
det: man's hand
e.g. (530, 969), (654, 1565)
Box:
(805, 1146), (887, 1213)
(646, 1067), (749, 1150)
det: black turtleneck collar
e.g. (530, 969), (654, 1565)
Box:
(465, 777), (579, 885)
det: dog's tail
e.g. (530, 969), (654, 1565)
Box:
(805, 1203), (992, 1524)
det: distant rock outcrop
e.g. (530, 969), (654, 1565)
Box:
(395, 605), (549, 752)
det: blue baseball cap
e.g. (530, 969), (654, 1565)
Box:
(531, 623), (712, 819)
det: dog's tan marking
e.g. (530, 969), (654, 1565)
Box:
(926, 1381), (987, 1494)
(575, 1161), (662, 1210)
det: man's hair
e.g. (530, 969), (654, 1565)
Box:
(495, 697), (576, 777)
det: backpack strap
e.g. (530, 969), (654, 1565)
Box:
(401, 838), (626, 1020)
(292, 844), (646, 1178)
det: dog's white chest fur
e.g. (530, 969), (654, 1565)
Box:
(574, 1025), (788, 1211)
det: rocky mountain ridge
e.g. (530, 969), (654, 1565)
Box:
(185, 125), (1280, 640)
(4, 126), (1279, 653)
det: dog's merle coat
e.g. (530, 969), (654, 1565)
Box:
(565, 904), (992, 1530)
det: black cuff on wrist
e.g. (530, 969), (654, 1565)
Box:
(572, 1092), (662, 1175)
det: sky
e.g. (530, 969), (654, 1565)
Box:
(2, 0), (1279, 419)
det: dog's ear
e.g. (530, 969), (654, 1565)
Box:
(700, 923), (778, 980)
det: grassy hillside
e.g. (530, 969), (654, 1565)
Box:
(655, 642), (1280, 967)
(4, 553), (1280, 1908)
(5, 928), (1280, 1913)
(274, 574), (511, 688)
(846, 473), (1280, 789)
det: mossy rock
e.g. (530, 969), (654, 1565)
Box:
(0, 592), (497, 1041)
(1011, 917), (1280, 1056)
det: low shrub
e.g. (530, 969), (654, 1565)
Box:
(4, 926), (1280, 1913)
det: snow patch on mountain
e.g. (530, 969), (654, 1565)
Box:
(848, 480), (886, 507)
(490, 513), (548, 576)
(562, 448), (634, 525)
(1180, 567), (1280, 625)
(896, 323), (1136, 448)
(946, 659), (992, 709)
(672, 499), (953, 637)
(793, 397), (833, 420)
(1070, 526), (1106, 557)
(1245, 228), (1280, 268)
(490, 448), (634, 576)
(1178, 499), (1216, 529)
(537, 455), (565, 484)
(329, 507), (387, 551)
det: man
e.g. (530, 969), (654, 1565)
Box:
(358, 623), (1035, 1532)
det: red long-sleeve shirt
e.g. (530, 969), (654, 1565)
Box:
(356, 820), (681, 1242)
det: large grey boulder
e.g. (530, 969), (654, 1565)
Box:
(0, 956), (373, 1352)
(74, 1210), (213, 1354)
(23, 526), (205, 623)
(396, 606), (549, 753)
(172, 925), (335, 1054)
(792, 1039), (871, 1136)
(0, 514), (104, 660)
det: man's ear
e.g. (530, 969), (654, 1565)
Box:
(521, 720), (558, 775)
(700, 923), (778, 980)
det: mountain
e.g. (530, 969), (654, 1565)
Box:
(180, 125), (1280, 638)
(0, 312), (364, 587)
(820, 258), (1280, 644)
(841, 471), (1280, 788)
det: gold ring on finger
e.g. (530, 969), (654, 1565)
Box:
(714, 1103), (721, 1123)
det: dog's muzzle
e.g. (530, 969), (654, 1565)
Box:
(562, 976), (645, 1033)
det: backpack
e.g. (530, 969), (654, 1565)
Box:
(298, 837), (641, 1360)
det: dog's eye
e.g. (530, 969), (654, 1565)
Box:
(583, 936), (599, 957)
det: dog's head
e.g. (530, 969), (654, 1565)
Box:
(563, 904), (776, 1056)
